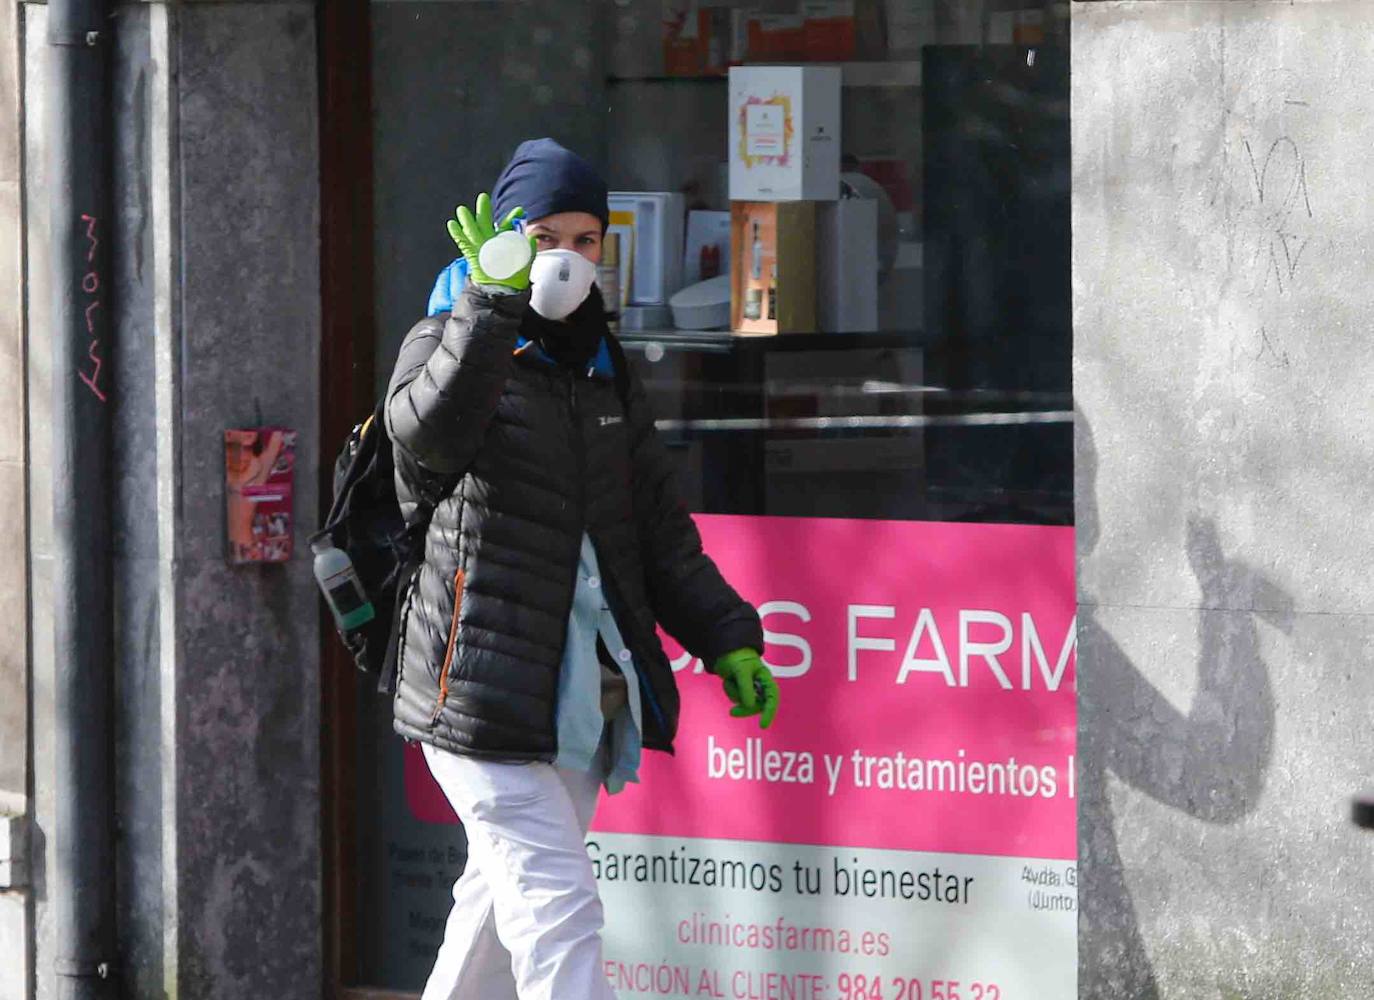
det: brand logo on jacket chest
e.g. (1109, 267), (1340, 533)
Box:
(598, 415), (623, 427)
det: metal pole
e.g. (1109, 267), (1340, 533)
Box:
(47, 0), (116, 995)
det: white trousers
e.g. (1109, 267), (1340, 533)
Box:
(420, 743), (616, 1000)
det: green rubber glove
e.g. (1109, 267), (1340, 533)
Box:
(711, 648), (779, 730)
(446, 192), (537, 290)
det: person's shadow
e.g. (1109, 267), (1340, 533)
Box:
(1077, 415), (1291, 998)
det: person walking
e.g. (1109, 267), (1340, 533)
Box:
(385, 137), (780, 1000)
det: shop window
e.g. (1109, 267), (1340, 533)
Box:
(342, 2), (1071, 992)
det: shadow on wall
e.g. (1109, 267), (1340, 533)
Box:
(1076, 414), (1289, 999)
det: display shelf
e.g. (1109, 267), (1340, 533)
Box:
(606, 74), (727, 85)
(618, 328), (923, 353)
(606, 61), (922, 89)
(840, 60), (922, 88)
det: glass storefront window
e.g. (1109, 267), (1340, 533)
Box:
(346, 2), (1071, 992)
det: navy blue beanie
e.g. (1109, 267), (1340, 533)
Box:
(492, 138), (609, 232)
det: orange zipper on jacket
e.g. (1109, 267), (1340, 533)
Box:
(431, 568), (465, 725)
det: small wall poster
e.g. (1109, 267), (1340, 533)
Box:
(224, 427), (297, 564)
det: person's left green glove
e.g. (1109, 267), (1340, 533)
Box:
(711, 648), (779, 729)
(446, 192), (537, 291)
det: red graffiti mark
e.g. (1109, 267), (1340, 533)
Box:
(77, 348), (107, 402)
(76, 214), (107, 403)
(81, 213), (99, 263)
(78, 298), (106, 402)
(78, 298), (106, 401)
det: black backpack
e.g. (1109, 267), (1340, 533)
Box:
(315, 334), (634, 694)
(312, 399), (437, 693)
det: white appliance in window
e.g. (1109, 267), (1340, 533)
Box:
(608, 191), (686, 306)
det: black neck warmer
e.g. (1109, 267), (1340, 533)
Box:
(521, 284), (609, 370)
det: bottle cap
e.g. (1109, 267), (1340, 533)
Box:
(478, 230), (534, 281)
(310, 536), (332, 555)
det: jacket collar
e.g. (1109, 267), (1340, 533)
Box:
(513, 333), (615, 381)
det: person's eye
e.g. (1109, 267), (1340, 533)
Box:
(577, 236), (598, 246)
(534, 234), (556, 245)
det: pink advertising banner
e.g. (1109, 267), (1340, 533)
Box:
(404, 515), (1076, 860)
(404, 514), (1078, 998)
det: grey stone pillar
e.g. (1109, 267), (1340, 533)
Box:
(0, 0), (31, 995)
(167, 5), (322, 994)
(21, 3), (322, 998)
(1074, 2), (1374, 997)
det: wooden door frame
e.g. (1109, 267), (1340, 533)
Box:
(318, 0), (390, 996)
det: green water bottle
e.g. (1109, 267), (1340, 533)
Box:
(312, 537), (376, 631)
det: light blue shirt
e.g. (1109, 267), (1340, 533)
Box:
(555, 533), (643, 794)
(427, 256), (469, 317)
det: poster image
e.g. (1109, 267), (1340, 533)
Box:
(224, 426), (297, 564)
(405, 515), (1078, 998)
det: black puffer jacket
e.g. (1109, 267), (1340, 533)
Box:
(385, 282), (762, 760)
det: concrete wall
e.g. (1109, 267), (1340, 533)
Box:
(173, 6), (321, 994)
(17, 6), (46, 998)
(0, 0), (29, 993)
(19, 3), (322, 998)
(1074, 2), (1374, 997)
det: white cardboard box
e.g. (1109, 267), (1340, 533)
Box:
(818, 198), (878, 332)
(728, 65), (841, 201)
(683, 210), (732, 286)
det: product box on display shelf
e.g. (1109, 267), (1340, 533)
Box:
(746, 12), (806, 62)
(818, 197), (878, 333)
(662, 1), (732, 76)
(605, 210), (635, 311)
(683, 209), (732, 286)
(730, 201), (817, 335)
(989, 8), (1048, 45)
(884, 0), (936, 57)
(729, 65), (841, 202)
(801, 1), (857, 61)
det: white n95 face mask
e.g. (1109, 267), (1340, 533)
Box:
(529, 249), (597, 321)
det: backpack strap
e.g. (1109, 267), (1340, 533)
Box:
(312, 396), (388, 545)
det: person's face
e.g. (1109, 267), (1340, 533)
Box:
(524, 211), (603, 265)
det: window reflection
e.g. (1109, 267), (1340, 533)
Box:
(354, 1), (1073, 990)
